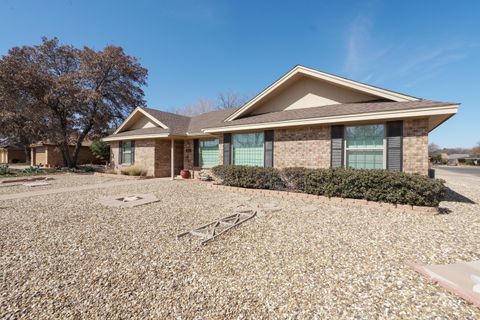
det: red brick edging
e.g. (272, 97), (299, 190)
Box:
(207, 183), (439, 215)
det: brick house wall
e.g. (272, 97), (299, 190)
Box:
(273, 125), (331, 168)
(174, 140), (184, 174)
(218, 135), (224, 165)
(135, 139), (156, 176)
(47, 146), (64, 167)
(403, 118), (429, 175)
(108, 119), (429, 177)
(43, 146), (97, 167)
(183, 139), (194, 170)
(2, 149), (26, 163)
(110, 139), (184, 177)
(110, 141), (119, 166)
(154, 140), (170, 177)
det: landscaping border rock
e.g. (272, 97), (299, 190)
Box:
(207, 183), (439, 215)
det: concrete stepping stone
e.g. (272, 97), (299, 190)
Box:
(99, 193), (160, 208)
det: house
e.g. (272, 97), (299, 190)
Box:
(0, 143), (26, 164)
(103, 65), (459, 178)
(447, 153), (475, 166)
(30, 141), (98, 167)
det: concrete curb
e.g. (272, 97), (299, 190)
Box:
(207, 184), (439, 215)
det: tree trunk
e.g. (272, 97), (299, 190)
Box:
(72, 128), (91, 168)
(24, 146), (31, 164)
(59, 142), (72, 168)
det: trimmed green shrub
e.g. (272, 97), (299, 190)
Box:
(212, 165), (284, 190)
(212, 165), (446, 207)
(304, 168), (445, 206)
(281, 167), (312, 191)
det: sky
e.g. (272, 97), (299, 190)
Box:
(1, 0), (479, 148)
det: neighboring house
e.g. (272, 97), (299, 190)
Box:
(447, 153), (471, 166)
(0, 143), (26, 164)
(30, 141), (98, 167)
(103, 65), (459, 178)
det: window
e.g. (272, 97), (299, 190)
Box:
(345, 125), (384, 169)
(120, 140), (134, 165)
(232, 132), (264, 166)
(199, 139), (219, 168)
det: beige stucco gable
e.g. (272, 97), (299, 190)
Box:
(128, 115), (158, 130)
(250, 75), (382, 115)
(113, 107), (168, 135)
(226, 65), (419, 121)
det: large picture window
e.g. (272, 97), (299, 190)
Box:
(345, 125), (384, 169)
(120, 140), (134, 165)
(199, 139), (219, 168)
(232, 132), (264, 166)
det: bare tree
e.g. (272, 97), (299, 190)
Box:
(173, 97), (217, 116)
(428, 143), (440, 155)
(217, 90), (248, 109)
(472, 141), (480, 155)
(0, 37), (148, 167)
(175, 91), (249, 116)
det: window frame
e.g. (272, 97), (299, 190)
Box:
(344, 124), (386, 169)
(199, 138), (219, 168)
(120, 140), (135, 165)
(231, 132), (265, 167)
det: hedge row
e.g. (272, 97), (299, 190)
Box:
(211, 165), (446, 207)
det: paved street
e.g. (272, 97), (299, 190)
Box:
(434, 165), (480, 179)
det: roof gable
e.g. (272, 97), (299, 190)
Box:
(113, 107), (169, 134)
(225, 65), (419, 121)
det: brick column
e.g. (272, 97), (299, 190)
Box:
(403, 118), (429, 175)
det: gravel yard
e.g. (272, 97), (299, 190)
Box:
(0, 174), (111, 195)
(1, 173), (479, 319)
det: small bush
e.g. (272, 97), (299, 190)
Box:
(0, 165), (10, 175)
(212, 165), (284, 190)
(120, 165), (146, 176)
(81, 165), (95, 172)
(212, 165), (446, 207)
(105, 168), (118, 175)
(23, 166), (42, 174)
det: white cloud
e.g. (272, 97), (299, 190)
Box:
(400, 42), (471, 75)
(343, 12), (391, 81)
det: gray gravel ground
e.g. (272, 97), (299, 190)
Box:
(1, 174), (479, 319)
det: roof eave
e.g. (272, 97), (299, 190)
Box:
(204, 104), (459, 133)
(102, 133), (170, 142)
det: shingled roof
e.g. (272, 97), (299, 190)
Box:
(104, 99), (456, 141)
(202, 100), (457, 130)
